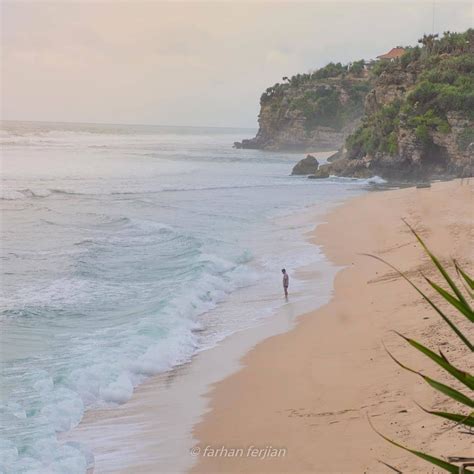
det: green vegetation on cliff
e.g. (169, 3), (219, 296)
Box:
(347, 29), (474, 160)
(260, 61), (371, 131)
(346, 101), (401, 157)
(239, 27), (473, 173)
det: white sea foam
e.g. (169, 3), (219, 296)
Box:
(362, 175), (387, 184)
(328, 174), (387, 185)
(0, 174), (384, 202)
(1, 121), (369, 473)
(0, 189), (27, 200)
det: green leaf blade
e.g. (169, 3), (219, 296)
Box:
(403, 219), (472, 313)
(419, 406), (474, 428)
(364, 253), (473, 351)
(369, 417), (471, 474)
(423, 377), (474, 408)
(400, 334), (474, 390)
(454, 260), (474, 291)
(425, 277), (474, 322)
(384, 344), (474, 408)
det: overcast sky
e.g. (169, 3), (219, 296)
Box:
(1, 1), (472, 127)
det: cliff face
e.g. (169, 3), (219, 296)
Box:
(316, 30), (474, 181)
(235, 63), (372, 151)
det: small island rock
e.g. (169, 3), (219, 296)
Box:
(291, 154), (319, 175)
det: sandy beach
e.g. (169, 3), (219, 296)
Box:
(192, 179), (473, 473)
(63, 179), (473, 473)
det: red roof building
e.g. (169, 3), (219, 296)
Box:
(377, 47), (406, 60)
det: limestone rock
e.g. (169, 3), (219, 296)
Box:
(308, 167), (330, 179)
(291, 155), (319, 175)
(234, 70), (371, 152)
(327, 148), (346, 162)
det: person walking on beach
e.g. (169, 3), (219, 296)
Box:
(282, 268), (289, 299)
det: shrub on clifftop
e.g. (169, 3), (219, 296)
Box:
(346, 29), (474, 163)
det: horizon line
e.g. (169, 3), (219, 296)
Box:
(0, 118), (257, 131)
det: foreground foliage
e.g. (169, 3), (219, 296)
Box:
(368, 221), (473, 473)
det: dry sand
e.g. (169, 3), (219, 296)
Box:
(191, 179), (473, 473)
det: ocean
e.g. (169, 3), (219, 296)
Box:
(0, 121), (379, 473)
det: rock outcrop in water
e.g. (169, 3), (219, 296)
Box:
(308, 30), (474, 181)
(291, 154), (319, 175)
(235, 62), (372, 152)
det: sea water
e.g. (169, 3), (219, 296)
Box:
(0, 121), (380, 473)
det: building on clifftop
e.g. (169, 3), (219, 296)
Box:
(376, 47), (406, 61)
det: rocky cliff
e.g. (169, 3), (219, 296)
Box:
(235, 62), (372, 151)
(312, 30), (473, 181)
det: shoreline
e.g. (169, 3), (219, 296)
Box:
(63, 197), (348, 473)
(191, 179), (473, 473)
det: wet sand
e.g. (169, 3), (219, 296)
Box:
(191, 179), (473, 473)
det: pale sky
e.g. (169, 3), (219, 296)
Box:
(1, 1), (472, 127)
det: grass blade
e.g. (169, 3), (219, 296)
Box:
(397, 333), (474, 390)
(454, 260), (474, 290)
(402, 219), (472, 312)
(365, 253), (473, 351)
(423, 378), (474, 409)
(417, 404), (474, 428)
(425, 276), (474, 322)
(439, 349), (450, 363)
(368, 417), (470, 473)
(384, 344), (474, 408)
(376, 459), (402, 473)
(454, 260), (474, 298)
